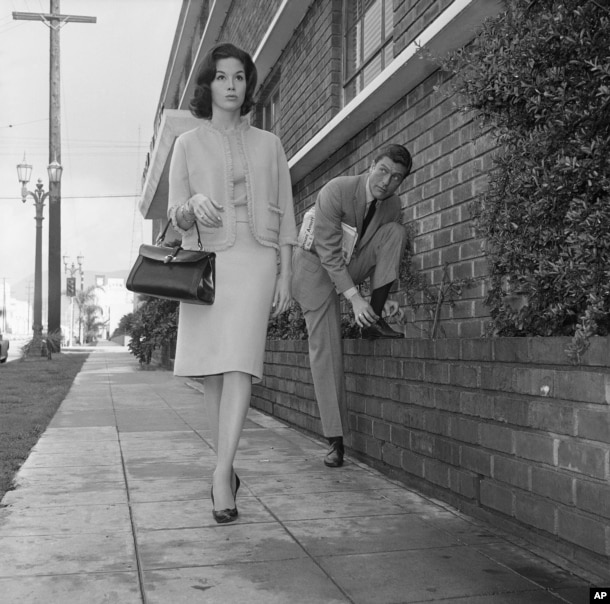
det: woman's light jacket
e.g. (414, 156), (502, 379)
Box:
(168, 117), (297, 252)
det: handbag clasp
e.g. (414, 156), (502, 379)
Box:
(163, 246), (181, 264)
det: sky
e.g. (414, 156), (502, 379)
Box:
(0, 0), (183, 299)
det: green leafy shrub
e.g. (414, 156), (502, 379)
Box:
(437, 0), (610, 346)
(125, 297), (178, 364)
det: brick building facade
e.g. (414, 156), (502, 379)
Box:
(138, 0), (610, 575)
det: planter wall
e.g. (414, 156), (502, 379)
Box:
(252, 336), (610, 575)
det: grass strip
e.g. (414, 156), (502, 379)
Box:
(0, 351), (90, 501)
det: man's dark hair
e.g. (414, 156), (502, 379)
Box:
(374, 144), (413, 176)
(189, 43), (257, 119)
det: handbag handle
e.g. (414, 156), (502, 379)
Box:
(156, 219), (203, 250)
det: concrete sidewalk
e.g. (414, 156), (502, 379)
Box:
(0, 343), (602, 603)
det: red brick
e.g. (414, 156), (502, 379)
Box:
(460, 445), (492, 476)
(449, 364), (480, 388)
(449, 467), (479, 500)
(493, 339), (531, 363)
(576, 409), (610, 444)
(575, 479), (610, 519)
(390, 425), (411, 448)
(512, 368), (555, 398)
(558, 440), (608, 480)
(372, 420), (391, 442)
(531, 467), (574, 506)
(424, 410), (451, 436)
(402, 450), (425, 477)
(424, 458), (450, 488)
(557, 509), (610, 556)
(492, 455), (531, 490)
(451, 417), (480, 444)
(480, 424), (514, 454)
(515, 492), (557, 534)
(480, 480), (514, 516)
(480, 365), (513, 392)
(554, 370), (610, 404)
(514, 431), (555, 464)
(382, 442), (403, 468)
(493, 396), (529, 425)
(528, 401), (575, 435)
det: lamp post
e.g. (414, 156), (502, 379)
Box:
(17, 155), (63, 349)
(63, 255), (84, 346)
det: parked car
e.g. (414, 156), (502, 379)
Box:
(0, 334), (9, 363)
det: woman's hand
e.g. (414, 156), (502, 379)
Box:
(187, 193), (224, 228)
(272, 272), (292, 317)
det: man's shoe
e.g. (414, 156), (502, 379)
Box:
(324, 437), (344, 467)
(361, 317), (404, 339)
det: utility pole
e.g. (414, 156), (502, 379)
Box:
(13, 1), (96, 340)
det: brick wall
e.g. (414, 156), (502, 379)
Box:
(252, 336), (610, 575)
(219, 0), (284, 55)
(288, 66), (494, 336)
(272, 0), (343, 159)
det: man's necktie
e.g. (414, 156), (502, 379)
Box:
(361, 199), (377, 238)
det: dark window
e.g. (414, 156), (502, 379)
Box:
(344, 0), (394, 104)
(262, 85), (281, 135)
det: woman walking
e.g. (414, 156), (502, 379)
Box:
(168, 43), (296, 523)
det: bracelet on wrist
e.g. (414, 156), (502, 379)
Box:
(180, 204), (196, 224)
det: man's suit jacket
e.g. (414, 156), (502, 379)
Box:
(293, 173), (402, 311)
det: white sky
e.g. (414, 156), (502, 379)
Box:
(0, 0), (183, 297)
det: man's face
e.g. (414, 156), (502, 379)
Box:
(369, 157), (408, 200)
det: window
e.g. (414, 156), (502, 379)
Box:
(261, 85), (281, 136)
(344, 0), (394, 104)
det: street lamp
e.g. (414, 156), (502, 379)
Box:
(63, 255), (84, 346)
(17, 154), (63, 348)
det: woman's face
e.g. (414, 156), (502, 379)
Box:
(210, 57), (247, 115)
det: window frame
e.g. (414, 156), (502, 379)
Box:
(342, 0), (394, 106)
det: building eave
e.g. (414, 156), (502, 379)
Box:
(138, 109), (199, 219)
(252, 0), (316, 91)
(288, 0), (504, 183)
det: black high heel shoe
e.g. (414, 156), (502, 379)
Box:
(211, 486), (238, 524)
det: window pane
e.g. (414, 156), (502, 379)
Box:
(384, 0), (393, 40)
(384, 43), (393, 68)
(362, 0), (382, 60)
(345, 22), (361, 79)
(362, 53), (381, 88)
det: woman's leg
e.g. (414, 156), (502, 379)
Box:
(212, 370), (251, 510)
(204, 374), (224, 452)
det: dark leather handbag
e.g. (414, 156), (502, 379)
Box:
(126, 221), (215, 305)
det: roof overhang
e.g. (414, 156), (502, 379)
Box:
(288, 0), (504, 183)
(138, 109), (199, 219)
(252, 0), (316, 91)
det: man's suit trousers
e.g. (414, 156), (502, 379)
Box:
(302, 222), (408, 438)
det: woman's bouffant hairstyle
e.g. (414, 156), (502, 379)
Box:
(189, 43), (257, 119)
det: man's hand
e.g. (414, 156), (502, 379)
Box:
(350, 292), (379, 327)
(383, 299), (399, 318)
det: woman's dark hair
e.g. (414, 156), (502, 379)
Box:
(374, 144), (413, 176)
(189, 43), (257, 119)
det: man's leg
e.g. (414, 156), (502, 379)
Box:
(350, 222), (408, 338)
(303, 291), (347, 466)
